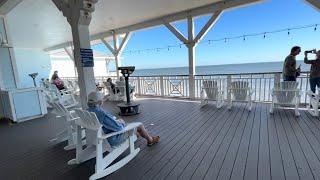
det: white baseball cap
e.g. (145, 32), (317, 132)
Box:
(87, 91), (104, 103)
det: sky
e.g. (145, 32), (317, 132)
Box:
(92, 0), (320, 70)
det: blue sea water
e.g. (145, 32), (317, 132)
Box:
(132, 60), (310, 76)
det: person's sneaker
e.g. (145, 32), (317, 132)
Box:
(147, 136), (160, 146)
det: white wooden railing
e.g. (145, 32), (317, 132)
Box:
(61, 71), (312, 104)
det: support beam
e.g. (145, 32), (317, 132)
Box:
(164, 10), (224, 99)
(101, 38), (115, 55)
(164, 23), (188, 44)
(194, 10), (222, 43)
(52, 0), (98, 108)
(0, 0), (22, 15)
(101, 32), (131, 78)
(64, 47), (74, 61)
(187, 16), (196, 99)
(45, 0), (264, 52)
(113, 33), (121, 78)
(118, 32), (131, 54)
(305, 0), (320, 10)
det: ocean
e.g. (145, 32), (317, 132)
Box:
(131, 60), (310, 76)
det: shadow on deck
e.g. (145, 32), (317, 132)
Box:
(1, 98), (320, 180)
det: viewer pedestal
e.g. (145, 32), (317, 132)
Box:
(117, 102), (140, 116)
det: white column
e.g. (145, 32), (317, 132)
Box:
(113, 33), (121, 78)
(71, 24), (96, 107)
(52, 0), (98, 108)
(187, 16), (196, 99)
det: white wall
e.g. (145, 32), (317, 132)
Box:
(14, 48), (51, 88)
(50, 57), (109, 77)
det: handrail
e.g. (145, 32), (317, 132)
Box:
(60, 71), (311, 78)
(60, 71), (312, 104)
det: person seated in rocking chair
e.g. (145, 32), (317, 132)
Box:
(87, 91), (160, 146)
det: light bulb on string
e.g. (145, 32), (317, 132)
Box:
(287, 29), (290, 36)
(314, 24), (317, 31)
(263, 32), (266, 39)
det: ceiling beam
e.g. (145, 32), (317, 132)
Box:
(304, 0), (320, 10)
(45, 0), (264, 51)
(0, 0), (22, 15)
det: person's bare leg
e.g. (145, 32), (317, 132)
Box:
(136, 125), (153, 143)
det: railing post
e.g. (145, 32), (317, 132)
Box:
(160, 76), (164, 96)
(137, 77), (141, 96)
(274, 73), (281, 87)
(227, 75), (231, 103)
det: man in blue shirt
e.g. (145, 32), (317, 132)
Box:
(87, 91), (160, 146)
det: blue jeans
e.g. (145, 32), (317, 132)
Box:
(284, 76), (296, 81)
(310, 77), (320, 93)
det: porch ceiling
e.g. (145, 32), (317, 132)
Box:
(5, 0), (261, 50)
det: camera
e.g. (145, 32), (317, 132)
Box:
(305, 49), (317, 54)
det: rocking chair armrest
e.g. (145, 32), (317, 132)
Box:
(60, 89), (73, 94)
(271, 89), (300, 92)
(69, 117), (80, 122)
(99, 122), (142, 139)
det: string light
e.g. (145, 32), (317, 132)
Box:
(113, 23), (319, 56)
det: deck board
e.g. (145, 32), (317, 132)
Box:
(1, 98), (320, 180)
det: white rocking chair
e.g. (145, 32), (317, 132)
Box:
(200, 80), (224, 108)
(69, 108), (141, 180)
(270, 81), (300, 116)
(47, 84), (78, 108)
(306, 90), (319, 117)
(50, 101), (85, 150)
(228, 81), (253, 111)
(104, 82), (120, 101)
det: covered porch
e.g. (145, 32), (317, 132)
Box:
(1, 0), (320, 179)
(1, 98), (320, 180)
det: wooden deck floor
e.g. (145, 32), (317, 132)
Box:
(1, 98), (320, 180)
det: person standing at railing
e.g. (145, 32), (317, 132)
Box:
(304, 49), (320, 93)
(282, 46), (301, 81)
